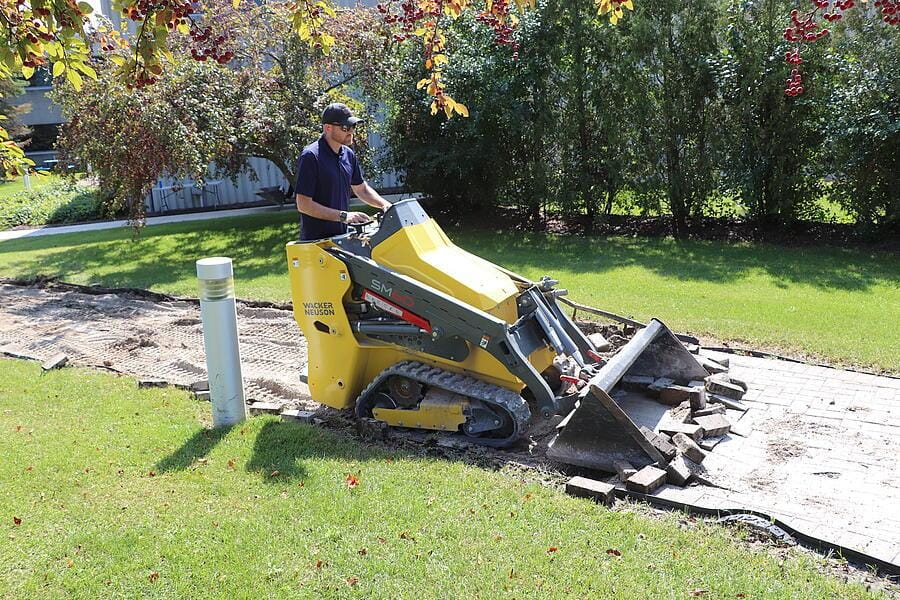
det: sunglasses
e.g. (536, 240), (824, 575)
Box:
(329, 123), (356, 132)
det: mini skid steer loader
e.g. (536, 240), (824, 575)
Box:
(286, 200), (710, 469)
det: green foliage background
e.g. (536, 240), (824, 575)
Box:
(385, 0), (899, 237)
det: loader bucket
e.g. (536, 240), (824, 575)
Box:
(547, 319), (709, 471)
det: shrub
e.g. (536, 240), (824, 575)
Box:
(0, 179), (105, 229)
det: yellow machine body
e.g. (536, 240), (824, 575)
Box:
(286, 215), (555, 419)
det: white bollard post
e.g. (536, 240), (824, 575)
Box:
(23, 170), (31, 191)
(196, 257), (247, 427)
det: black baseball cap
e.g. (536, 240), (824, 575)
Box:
(322, 103), (363, 126)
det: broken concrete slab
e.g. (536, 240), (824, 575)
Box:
(666, 454), (699, 486)
(727, 376), (748, 392)
(659, 385), (693, 406)
(658, 422), (704, 442)
(190, 380), (209, 392)
(565, 476), (616, 505)
(356, 417), (389, 439)
(706, 376), (746, 400)
(693, 413), (731, 437)
(640, 426), (677, 461)
(138, 379), (167, 388)
(248, 401), (282, 415)
(281, 409), (315, 424)
(707, 393), (748, 412)
(689, 386), (707, 411)
(613, 460), (637, 481)
(699, 356), (728, 375)
(648, 377), (676, 396)
(692, 404), (726, 418)
(194, 390), (210, 402)
(684, 343), (700, 355)
(672, 432), (707, 463)
(698, 435), (726, 451)
(626, 465), (667, 494)
(41, 353), (68, 371)
(587, 332), (612, 352)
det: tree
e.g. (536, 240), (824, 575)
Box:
(52, 6), (389, 219)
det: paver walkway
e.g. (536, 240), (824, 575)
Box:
(644, 350), (900, 570)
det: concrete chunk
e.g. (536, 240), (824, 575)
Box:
(587, 333), (612, 352)
(693, 414), (731, 437)
(613, 460), (637, 481)
(688, 386), (707, 411)
(565, 476), (616, 505)
(666, 454), (697, 486)
(281, 409), (315, 424)
(672, 432), (707, 463)
(699, 356), (728, 375)
(248, 401), (282, 415)
(659, 385), (693, 406)
(41, 353), (68, 371)
(692, 404), (726, 418)
(698, 436), (725, 451)
(728, 376), (748, 392)
(356, 417), (389, 439)
(707, 393), (748, 412)
(658, 422), (704, 442)
(194, 390), (210, 402)
(190, 380), (209, 392)
(705, 376), (745, 400)
(639, 426), (676, 461)
(625, 465), (667, 494)
(648, 378), (676, 395)
(138, 379), (167, 389)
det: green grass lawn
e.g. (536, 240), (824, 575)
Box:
(0, 172), (64, 199)
(0, 359), (878, 598)
(0, 209), (896, 371)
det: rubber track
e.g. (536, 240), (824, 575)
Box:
(354, 360), (531, 448)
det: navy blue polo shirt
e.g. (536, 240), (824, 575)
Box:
(294, 135), (364, 241)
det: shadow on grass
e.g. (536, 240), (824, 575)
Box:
(245, 420), (384, 482)
(156, 425), (233, 473)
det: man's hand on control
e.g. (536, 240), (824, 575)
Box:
(346, 211), (371, 224)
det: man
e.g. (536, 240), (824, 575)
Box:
(294, 103), (392, 241)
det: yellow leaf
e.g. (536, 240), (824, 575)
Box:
(176, 22), (189, 35)
(110, 55), (126, 66)
(21, 66), (34, 80)
(430, 100), (438, 115)
(456, 103), (469, 117)
(416, 77), (430, 89)
(232, 0), (242, 7)
(443, 103), (453, 118)
(75, 62), (97, 79)
(610, 10), (619, 24)
(52, 61), (66, 77)
(433, 54), (448, 65)
(66, 68), (83, 91)
(623, 0), (633, 9)
(425, 59), (432, 69)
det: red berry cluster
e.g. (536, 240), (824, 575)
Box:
(784, 48), (802, 65)
(475, 0), (520, 58)
(784, 10), (828, 42)
(189, 26), (233, 64)
(785, 68), (804, 96)
(875, 0), (900, 24)
(5, 1), (88, 68)
(376, 1), (432, 43)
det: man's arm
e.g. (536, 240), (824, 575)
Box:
(351, 182), (392, 212)
(296, 193), (370, 224)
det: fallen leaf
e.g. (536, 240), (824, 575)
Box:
(103, 360), (112, 367)
(314, 559), (324, 570)
(508, 568), (516, 579)
(12, 516), (21, 526)
(227, 459), (236, 470)
(689, 589), (708, 597)
(116, 469), (124, 475)
(346, 577), (359, 586)
(736, 595), (748, 598)
(606, 548), (622, 557)
(358, 548), (367, 556)
(24, 466), (33, 472)
(523, 493), (532, 501)
(66, 559), (74, 568)
(297, 481), (305, 487)
(345, 473), (359, 489)
(547, 546), (558, 553)
(270, 470), (280, 478)
(14, 425), (22, 432)
(399, 531), (416, 542)
(197, 458), (208, 465)
(147, 471), (156, 478)
(494, 535), (503, 542)
(377, 536), (386, 544)
(148, 571), (159, 583)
